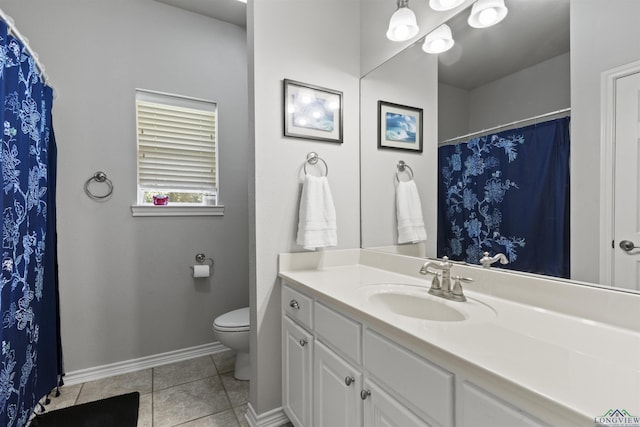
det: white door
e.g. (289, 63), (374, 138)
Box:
(282, 316), (313, 427)
(613, 71), (640, 291)
(362, 380), (431, 427)
(313, 341), (362, 427)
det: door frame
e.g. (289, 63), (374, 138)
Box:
(600, 59), (640, 286)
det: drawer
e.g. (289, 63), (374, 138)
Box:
(364, 329), (454, 427)
(315, 302), (362, 363)
(282, 283), (313, 329)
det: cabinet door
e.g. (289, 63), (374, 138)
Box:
(459, 382), (551, 427)
(314, 341), (362, 427)
(362, 380), (432, 427)
(282, 316), (313, 427)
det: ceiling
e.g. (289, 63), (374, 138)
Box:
(153, 0), (246, 28)
(438, 0), (570, 90)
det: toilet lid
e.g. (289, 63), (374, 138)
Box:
(214, 307), (249, 331)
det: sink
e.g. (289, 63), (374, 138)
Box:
(369, 291), (466, 321)
(358, 283), (495, 322)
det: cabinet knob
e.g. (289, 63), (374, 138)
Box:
(360, 389), (371, 400)
(344, 376), (355, 386)
(299, 338), (308, 347)
(289, 300), (300, 310)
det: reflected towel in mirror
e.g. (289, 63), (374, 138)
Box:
(296, 174), (337, 250)
(396, 179), (427, 244)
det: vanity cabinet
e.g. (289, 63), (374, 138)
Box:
(282, 282), (452, 427)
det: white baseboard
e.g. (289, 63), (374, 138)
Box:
(246, 402), (290, 427)
(63, 342), (228, 386)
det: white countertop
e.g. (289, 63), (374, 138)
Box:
(278, 249), (640, 427)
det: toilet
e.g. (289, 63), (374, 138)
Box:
(213, 307), (250, 381)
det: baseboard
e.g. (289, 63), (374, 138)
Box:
(246, 402), (290, 427)
(63, 342), (227, 386)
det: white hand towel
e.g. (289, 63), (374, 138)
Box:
(396, 179), (427, 244)
(296, 174), (337, 251)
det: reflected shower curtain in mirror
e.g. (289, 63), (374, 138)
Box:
(0, 20), (61, 426)
(437, 117), (570, 278)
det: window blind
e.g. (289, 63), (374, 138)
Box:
(136, 97), (217, 193)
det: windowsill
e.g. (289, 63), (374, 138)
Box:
(131, 204), (225, 217)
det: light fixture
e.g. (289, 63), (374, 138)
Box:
(386, 0), (420, 42)
(467, 0), (508, 28)
(422, 24), (454, 54)
(429, 0), (465, 11)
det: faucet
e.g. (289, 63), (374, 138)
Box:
(419, 256), (470, 302)
(480, 252), (509, 268)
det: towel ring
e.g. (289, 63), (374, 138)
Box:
(395, 161), (414, 183)
(84, 171), (114, 200)
(303, 152), (329, 177)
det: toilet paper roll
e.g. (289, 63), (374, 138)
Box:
(192, 264), (210, 278)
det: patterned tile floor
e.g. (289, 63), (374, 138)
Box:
(36, 350), (251, 426)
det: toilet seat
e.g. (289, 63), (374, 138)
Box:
(213, 307), (249, 332)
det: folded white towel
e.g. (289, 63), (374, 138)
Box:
(296, 174), (337, 251)
(396, 179), (427, 244)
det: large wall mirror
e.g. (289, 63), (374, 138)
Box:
(360, 0), (640, 294)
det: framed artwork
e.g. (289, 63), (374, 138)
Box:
(377, 101), (423, 152)
(283, 79), (343, 143)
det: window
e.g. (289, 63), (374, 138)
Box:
(135, 89), (218, 209)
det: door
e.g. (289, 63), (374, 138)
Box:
(613, 71), (640, 290)
(282, 316), (313, 427)
(362, 380), (432, 427)
(314, 341), (362, 427)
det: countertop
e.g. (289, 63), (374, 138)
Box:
(278, 249), (640, 427)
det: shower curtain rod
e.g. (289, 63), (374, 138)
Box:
(0, 8), (54, 90)
(438, 107), (571, 146)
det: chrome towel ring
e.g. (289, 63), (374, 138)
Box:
(395, 160), (414, 182)
(84, 171), (114, 200)
(303, 152), (329, 177)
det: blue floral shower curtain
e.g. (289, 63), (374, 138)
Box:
(0, 20), (61, 426)
(438, 117), (570, 278)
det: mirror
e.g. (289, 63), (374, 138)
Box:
(360, 0), (640, 292)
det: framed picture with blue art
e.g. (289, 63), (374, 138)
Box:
(377, 101), (423, 152)
(283, 79), (343, 143)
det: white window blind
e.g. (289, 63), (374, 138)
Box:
(135, 90), (217, 196)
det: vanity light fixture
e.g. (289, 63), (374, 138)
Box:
(467, 0), (508, 28)
(422, 24), (455, 54)
(386, 0), (420, 42)
(429, 0), (466, 11)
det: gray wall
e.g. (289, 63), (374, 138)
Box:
(1, 0), (250, 372)
(438, 52), (570, 142)
(360, 45), (438, 252)
(249, 0), (361, 415)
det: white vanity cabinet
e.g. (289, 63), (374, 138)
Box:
(282, 282), (452, 427)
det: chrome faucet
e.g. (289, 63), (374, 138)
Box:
(419, 256), (470, 302)
(480, 252), (509, 268)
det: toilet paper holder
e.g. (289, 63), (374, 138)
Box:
(194, 253), (214, 268)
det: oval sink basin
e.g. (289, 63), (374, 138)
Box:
(358, 283), (495, 322)
(369, 291), (466, 321)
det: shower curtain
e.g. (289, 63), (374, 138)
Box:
(438, 117), (570, 278)
(0, 20), (61, 426)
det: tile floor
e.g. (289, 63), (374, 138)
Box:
(36, 350), (252, 426)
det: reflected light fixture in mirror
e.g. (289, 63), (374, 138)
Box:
(422, 24), (455, 54)
(429, 0), (466, 11)
(468, 0), (508, 28)
(386, 0), (420, 42)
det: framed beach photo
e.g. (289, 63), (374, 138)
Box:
(283, 79), (343, 143)
(377, 101), (423, 152)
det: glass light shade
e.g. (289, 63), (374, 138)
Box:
(467, 0), (508, 28)
(386, 6), (420, 41)
(422, 24), (454, 54)
(429, 0), (465, 11)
